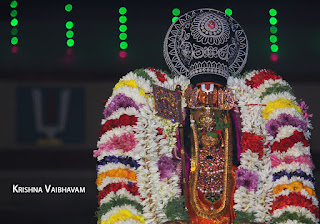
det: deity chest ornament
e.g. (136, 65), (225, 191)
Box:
(189, 106), (233, 220)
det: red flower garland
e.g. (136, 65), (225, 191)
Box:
(271, 130), (309, 153)
(270, 192), (319, 219)
(148, 67), (167, 83)
(156, 127), (163, 135)
(97, 182), (141, 205)
(246, 70), (282, 89)
(241, 132), (264, 160)
(100, 114), (138, 136)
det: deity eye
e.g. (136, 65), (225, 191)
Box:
(208, 20), (215, 29)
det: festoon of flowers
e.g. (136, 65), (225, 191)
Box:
(95, 69), (157, 224)
(95, 68), (189, 224)
(228, 70), (275, 223)
(132, 68), (189, 223)
(255, 70), (318, 224)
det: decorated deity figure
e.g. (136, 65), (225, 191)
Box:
(162, 9), (248, 223)
(94, 8), (318, 224)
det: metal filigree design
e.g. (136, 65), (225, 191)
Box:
(191, 12), (230, 45)
(163, 8), (248, 80)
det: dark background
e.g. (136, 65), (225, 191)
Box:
(1, 0), (320, 223)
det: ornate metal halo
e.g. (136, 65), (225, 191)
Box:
(163, 8), (248, 79)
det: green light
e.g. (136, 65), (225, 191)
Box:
(10, 9), (17, 17)
(119, 33), (127, 40)
(271, 44), (279, 52)
(119, 7), (127, 15)
(66, 21), (74, 29)
(119, 16), (127, 23)
(65, 4), (72, 12)
(172, 17), (179, 23)
(172, 8), (180, 16)
(119, 25), (127, 32)
(66, 30), (74, 38)
(269, 17), (277, 25)
(269, 8), (277, 16)
(11, 36), (18, 45)
(10, 1), (17, 8)
(67, 39), (75, 47)
(225, 8), (233, 16)
(120, 41), (128, 49)
(11, 27), (18, 35)
(270, 26), (278, 34)
(270, 35), (277, 43)
(11, 18), (18, 26)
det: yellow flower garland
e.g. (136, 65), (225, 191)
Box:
(272, 181), (316, 197)
(101, 209), (145, 224)
(262, 98), (301, 120)
(114, 79), (148, 99)
(114, 80), (138, 89)
(96, 168), (137, 186)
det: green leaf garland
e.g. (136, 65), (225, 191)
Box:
(260, 83), (294, 99)
(95, 196), (143, 220)
(164, 197), (189, 220)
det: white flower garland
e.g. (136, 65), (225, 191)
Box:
(228, 70), (274, 223)
(131, 68), (188, 223)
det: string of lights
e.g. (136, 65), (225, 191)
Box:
(10, 0), (19, 53)
(269, 8), (279, 62)
(172, 8), (180, 23)
(6, 5), (286, 63)
(65, 2), (75, 55)
(119, 6), (128, 58)
(225, 8), (233, 16)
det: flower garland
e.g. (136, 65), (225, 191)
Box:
(95, 70), (149, 224)
(100, 206), (145, 224)
(238, 69), (319, 223)
(100, 114), (138, 136)
(228, 70), (274, 223)
(131, 68), (188, 223)
(104, 93), (140, 119)
(95, 68), (188, 224)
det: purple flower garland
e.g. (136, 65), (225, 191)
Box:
(157, 155), (176, 180)
(266, 113), (307, 138)
(235, 167), (259, 191)
(96, 155), (140, 171)
(272, 169), (315, 185)
(104, 93), (139, 119)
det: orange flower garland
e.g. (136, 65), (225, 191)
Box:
(272, 181), (317, 197)
(96, 168), (137, 186)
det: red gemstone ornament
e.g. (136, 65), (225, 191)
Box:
(208, 20), (215, 29)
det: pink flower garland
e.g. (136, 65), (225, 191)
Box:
(270, 154), (315, 170)
(94, 133), (138, 157)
